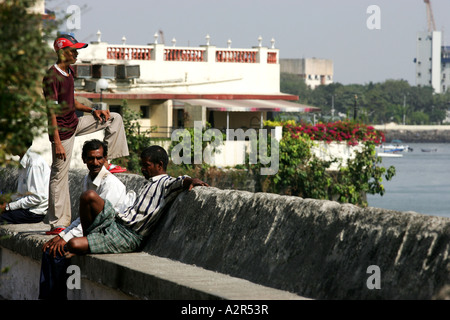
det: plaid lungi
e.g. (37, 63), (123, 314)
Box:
(86, 199), (143, 254)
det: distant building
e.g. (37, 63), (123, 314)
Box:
(415, 31), (450, 93)
(279, 58), (333, 89)
(72, 32), (319, 138)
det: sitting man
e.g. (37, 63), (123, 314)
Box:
(39, 139), (134, 299)
(66, 145), (209, 255)
(0, 140), (50, 224)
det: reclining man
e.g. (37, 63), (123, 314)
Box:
(66, 145), (209, 255)
(39, 139), (134, 299)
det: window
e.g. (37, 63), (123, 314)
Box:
(140, 106), (150, 118)
(109, 105), (122, 115)
(177, 109), (184, 127)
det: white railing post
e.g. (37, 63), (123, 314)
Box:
(152, 43), (165, 61)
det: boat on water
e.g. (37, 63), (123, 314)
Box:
(421, 148), (438, 152)
(376, 139), (412, 154)
(376, 140), (410, 158)
(377, 152), (403, 158)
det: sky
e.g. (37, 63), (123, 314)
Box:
(45, 0), (450, 85)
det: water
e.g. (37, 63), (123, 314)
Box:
(367, 143), (450, 218)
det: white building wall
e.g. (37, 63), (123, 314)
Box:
(431, 31), (442, 93)
(75, 39), (280, 95)
(416, 31), (442, 93)
(280, 58), (333, 89)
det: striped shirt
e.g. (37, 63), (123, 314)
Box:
(117, 174), (187, 236)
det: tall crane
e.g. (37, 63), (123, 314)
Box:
(424, 0), (437, 32)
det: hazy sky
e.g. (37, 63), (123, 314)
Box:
(46, 0), (450, 85)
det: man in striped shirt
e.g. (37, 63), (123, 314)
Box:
(66, 145), (209, 254)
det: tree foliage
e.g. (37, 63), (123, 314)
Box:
(110, 100), (156, 173)
(281, 74), (450, 125)
(0, 0), (56, 165)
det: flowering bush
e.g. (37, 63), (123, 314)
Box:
(266, 120), (385, 146)
(258, 119), (395, 207)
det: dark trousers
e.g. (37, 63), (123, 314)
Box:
(38, 248), (70, 300)
(0, 208), (45, 224)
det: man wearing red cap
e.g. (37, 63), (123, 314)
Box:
(43, 34), (129, 235)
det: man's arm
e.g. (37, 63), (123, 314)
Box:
(75, 99), (110, 122)
(43, 70), (67, 161)
(49, 110), (66, 161)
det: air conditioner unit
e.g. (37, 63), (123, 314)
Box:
(116, 64), (140, 79)
(92, 64), (116, 79)
(73, 64), (92, 79)
(92, 102), (108, 111)
(84, 79), (97, 92)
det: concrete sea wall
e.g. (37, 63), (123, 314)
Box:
(145, 188), (450, 299)
(374, 124), (450, 143)
(1, 169), (449, 299)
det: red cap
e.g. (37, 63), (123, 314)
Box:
(53, 34), (88, 51)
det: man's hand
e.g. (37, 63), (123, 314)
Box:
(54, 141), (66, 161)
(93, 109), (110, 124)
(184, 178), (209, 191)
(42, 236), (67, 257)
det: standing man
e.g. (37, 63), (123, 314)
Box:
(43, 34), (129, 235)
(0, 140), (50, 224)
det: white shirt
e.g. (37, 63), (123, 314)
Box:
(8, 149), (51, 215)
(60, 166), (135, 242)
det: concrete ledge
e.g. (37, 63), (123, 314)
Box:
(0, 223), (305, 300)
(144, 188), (450, 300)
